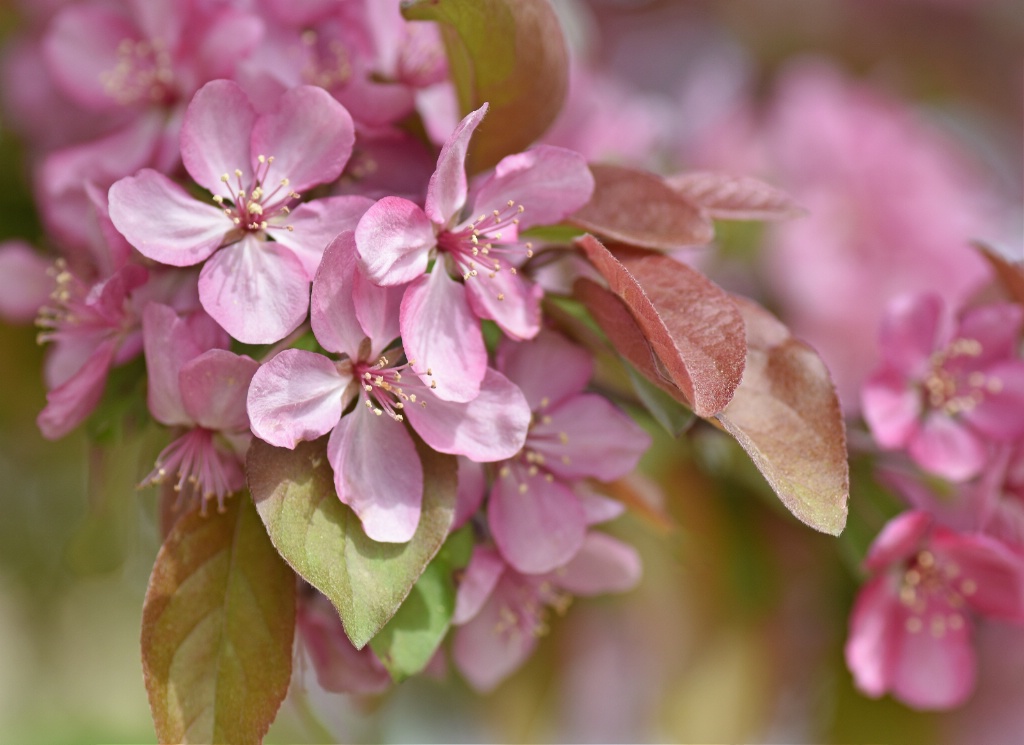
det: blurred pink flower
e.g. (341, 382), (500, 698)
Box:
(0, 240), (54, 324)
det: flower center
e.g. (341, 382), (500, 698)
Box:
(898, 549), (975, 636)
(497, 396), (570, 493)
(140, 427), (243, 514)
(212, 155), (301, 235)
(99, 37), (176, 106)
(437, 200), (533, 302)
(923, 337), (1003, 415)
(354, 352), (431, 422)
(34, 259), (134, 346)
(494, 577), (571, 642)
(300, 29), (352, 89)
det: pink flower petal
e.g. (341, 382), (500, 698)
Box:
(845, 575), (901, 699)
(180, 349), (259, 432)
(353, 270), (404, 361)
(37, 338), (118, 440)
(142, 303), (205, 427)
(471, 145), (595, 232)
(310, 231), (364, 358)
(496, 330), (594, 411)
(550, 532), (641, 596)
(958, 303), (1024, 364)
(453, 457), (486, 531)
(452, 546), (505, 625)
(197, 235), (310, 344)
(400, 268), (486, 403)
(181, 80), (257, 194)
(326, 411), (423, 543)
(909, 414), (989, 482)
(463, 266), (543, 341)
(864, 511), (932, 573)
(297, 594), (392, 695)
(424, 103), (488, 227)
(965, 360), (1024, 441)
(250, 85), (355, 193)
(861, 368), (922, 450)
(890, 605), (976, 710)
(0, 241), (53, 323)
(488, 465), (587, 574)
(878, 293), (947, 378)
(531, 394), (651, 482)
(354, 196), (436, 286)
(108, 169), (227, 267)
(405, 369), (530, 461)
(577, 487), (627, 525)
(273, 195), (374, 279)
(935, 530), (1024, 621)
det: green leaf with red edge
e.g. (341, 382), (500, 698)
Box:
(570, 165), (714, 250)
(402, 0), (568, 172)
(715, 296), (849, 535)
(973, 239), (1024, 305)
(575, 235), (746, 417)
(246, 435), (457, 649)
(665, 171), (806, 222)
(141, 493), (295, 745)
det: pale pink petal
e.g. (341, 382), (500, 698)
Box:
(424, 103), (488, 227)
(496, 330), (594, 411)
(550, 532), (641, 596)
(452, 546), (505, 625)
(353, 270), (403, 361)
(400, 268), (486, 403)
(274, 195), (374, 279)
(297, 595), (391, 695)
(452, 576), (539, 693)
(965, 361), (1024, 441)
(251, 85), (355, 193)
(878, 293), (946, 378)
(37, 338), (118, 440)
(958, 303), (1024, 364)
(891, 607), (976, 710)
(861, 369), (922, 450)
(471, 146), (595, 232)
(845, 575), (901, 698)
(0, 241), (53, 323)
(42, 3), (137, 110)
(108, 169), (227, 267)
(191, 8), (266, 82)
(326, 411), (423, 543)
(84, 182), (132, 273)
(453, 457), (486, 531)
(405, 369), (530, 461)
(531, 394), (651, 482)
(864, 511), (931, 573)
(577, 488), (626, 525)
(909, 414), (989, 482)
(935, 532), (1024, 620)
(197, 235), (310, 344)
(488, 466), (587, 574)
(354, 196), (436, 286)
(309, 231), (364, 358)
(463, 267), (542, 341)
(180, 350), (259, 432)
(246, 349), (351, 449)
(180, 80), (256, 194)
(142, 303), (205, 427)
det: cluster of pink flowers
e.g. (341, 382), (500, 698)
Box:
(2, 0), (648, 693)
(848, 290), (1024, 709)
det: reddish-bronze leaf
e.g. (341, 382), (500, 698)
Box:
(665, 171), (805, 221)
(570, 165), (715, 250)
(716, 297), (849, 536)
(974, 240), (1024, 305)
(576, 234), (746, 417)
(142, 494), (296, 744)
(402, 0), (568, 172)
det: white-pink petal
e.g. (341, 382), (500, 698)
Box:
(355, 196), (436, 286)
(181, 80), (257, 194)
(496, 330), (594, 411)
(424, 103), (488, 228)
(551, 532), (642, 596)
(275, 196), (374, 279)
(310, 232), (365, 358)
(463, 267), (542, 341)
(180, 350), (259, 432)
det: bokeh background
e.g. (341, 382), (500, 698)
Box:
(0, 0), (1021, 742)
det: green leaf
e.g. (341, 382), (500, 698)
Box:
(246, 435), (457, 648)
(402, 0), (569, 172)
(624, 363), (695, 438)
(141, 494), (296, 745)
(370, 526), (473, 681)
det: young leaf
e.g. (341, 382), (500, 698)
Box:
(141, 493), (296, 745)
(665, 171), (805, 221)
(402, 0), (568, 172)
(570, 165), (714, 250)
(715, 296), (849, 536)
(246, 436), (457, 649)
(575, 235), (746, 417)
(624, 362), (696, 437)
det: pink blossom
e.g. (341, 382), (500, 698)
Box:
(452, 533), (642, 693)
(354, 104), (594, 402)
(862, 293), (1024, 482)
(108, 79), (367, 343)
(845, 511), (1024, 710)
(138, 303), (257, 513)
(0, 240), (54, 323)
(247, 232), (531, 543)
(486, 330), (651, 574)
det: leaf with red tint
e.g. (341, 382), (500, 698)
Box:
(141, 494), (295, 744)
(570, 165), (714, 250)
(716, 296), (849, 536)
(665, 171), (805, 222)
(974, 240), (1024, 305)
(402, 0), (568, 172)
(575, 235), (746, 417)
